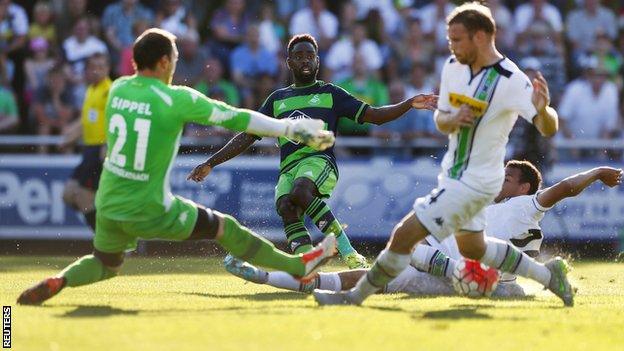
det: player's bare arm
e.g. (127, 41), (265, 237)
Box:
(360, 94), (438, 125)
(188, 132), (258, 182)
(531, 71), (558, 137)
(537, 167), (623, 208)
(433, 104), (475, 135)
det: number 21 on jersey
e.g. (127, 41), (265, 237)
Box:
(109, 113), (151, 171)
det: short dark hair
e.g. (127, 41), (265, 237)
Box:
(447, 2), (496, 36)
(506, 160), (543, 195)
(287, 34), (318, 54)
(133, 28), (176, 71)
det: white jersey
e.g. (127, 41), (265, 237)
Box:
(437, 56), (537, 194)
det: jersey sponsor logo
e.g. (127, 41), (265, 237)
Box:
(150, 86), (173, 106)
(309, 94), (320, 105)
(283, 110), (311, 145)
(448, 93), (488, 117)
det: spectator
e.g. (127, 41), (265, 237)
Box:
(62, 17), (107, 103)
(371, 79), (413, 144)
(338, 1), (358, 37)
(230, 23), (278, 108)
(24, 37), (55, 101)
(558, 57), (619, 143)
(0, 0), (29, 83)
(353, 0), (402, 36)
(102, 0), (153, 56)
(566, 0), (617, 56)
(592, 32), (622, 78)
(209, 0), (250, 65)
(29, 1), (56, 45)
(155, 0), (196, 37)
(514, 0), (563, 39)
(517, 21), (566, 103)
(397, 19), (434, 78)
(289, 0), (338, 52)
(194, 57), (240, 107)
(117, 19), (149, 76)
(414, 0), (455, 54)
(326, 22), (383, 82)
(486, 0), (515, 50)
(274, 0), (307, 22)
(258, 2), (285, 55)
(405, 63), (437, 138)
(172, 29), (209, 86)
(31, 66), (76, 153)
(54, 0), (88, 41)
(0, 58), (17, 133)
(336, 53), (387, 136)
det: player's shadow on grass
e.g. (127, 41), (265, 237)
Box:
(184, 291), (309, 301)
(57, 305), (140, 318)
(420, 307), (492, 320)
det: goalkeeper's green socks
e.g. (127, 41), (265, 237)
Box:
(59, 254), (119, 287)
(218, 215), (305, 276)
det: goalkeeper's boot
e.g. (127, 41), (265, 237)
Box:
(223, 254), (268, 284)
(313, 289), (360, 306)
(300, 234), (337, 281)
(545, 257), (574, 307)
(17, 277), (66, 305)
(343, 252), (369, 269)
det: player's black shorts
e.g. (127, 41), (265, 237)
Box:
(71, 145), (104, 190)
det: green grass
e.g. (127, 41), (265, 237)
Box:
(1, 256), (623, 351)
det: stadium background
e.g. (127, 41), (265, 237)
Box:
(0, 0), (623, 257)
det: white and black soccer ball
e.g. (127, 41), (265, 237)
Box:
(451, 258), (500, 298)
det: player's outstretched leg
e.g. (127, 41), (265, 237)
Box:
(224, 254), (344, 293)
(459, 235), (574, 306)
(314, 212), (426, 305)
(305, 197), (368, 269)
(17, 253), (121, 305)
(216, 214), (336, 279)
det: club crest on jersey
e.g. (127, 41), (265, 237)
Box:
(309, 94), (321, 105)
(284, 109), (311, 145)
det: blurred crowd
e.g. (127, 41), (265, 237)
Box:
(0, 0), (622, 163)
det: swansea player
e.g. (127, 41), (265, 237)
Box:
(17, 28), (337, 305)
(188, 34), (437, 269)
(225, 162), (622, 297)
(313, 2), (576, 307)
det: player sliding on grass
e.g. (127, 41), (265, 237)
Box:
(225, 162), (622, 297)
(313, 2), (578, 307)
(17, 28), (338, 305)
(188, 34), (437, 269)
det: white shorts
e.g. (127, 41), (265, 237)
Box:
(385, 266), (526, 298)
(413, 177), (496, 242)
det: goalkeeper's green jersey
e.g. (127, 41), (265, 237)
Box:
(96, 75), (252, 221)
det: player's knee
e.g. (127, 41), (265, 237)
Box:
(289, 183), (314, 208)
(188, 207), (220, 240)
(458, 244), (484, 260)
(277, 197), (298, 218)
(93, 249), (125, 270)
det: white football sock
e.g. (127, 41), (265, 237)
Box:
(412, 244), (455, 279)
(480, 237), (551, 286)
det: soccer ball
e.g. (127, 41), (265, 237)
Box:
(451, 258), (500, 298)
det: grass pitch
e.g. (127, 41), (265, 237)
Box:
(1, 256), (623, 351)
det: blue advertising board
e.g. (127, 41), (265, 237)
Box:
(1, 155), (622, 242)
